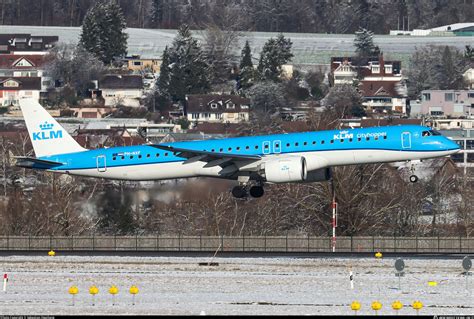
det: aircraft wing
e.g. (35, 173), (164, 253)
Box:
(152, 145), (261, 168)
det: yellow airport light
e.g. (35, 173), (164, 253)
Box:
(428, 281), (438, 287)
(392, 300), (403, 314)
(372, 301), (382, 315)
(109, 285), (119, 305)
(89, 285), (99, 306)
(375, 252), (383, 259)
(412, 301), (423, 315)
(130, 285), (139, 305)
(351, 301), (361, 315)
(68, 286), (78, 306)
(48, 250), (56, 257)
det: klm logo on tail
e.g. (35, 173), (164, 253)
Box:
(32, 122), (63, 141)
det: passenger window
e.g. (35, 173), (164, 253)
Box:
(147, 154), (150, 158)
(264, 145), (269, 149)
(237, 147), (241, 151)
(275, 143), (280, 148)
(113, 157), (116, 161)
(220, 148), (223, 152)
(422, 131), (430, 137)
(304, 142), (307, 146)
(286, 143), (290, 147)
(358, 138), (361, 142)
(130, 156), (134, 159)
(340, 139), (344, 143)
(295, 143), (299, 147)
(138, 155), (142, 159)
(375, 137), (379, 141)
(228, 147), (232, 151)
(384, 136), (387, 140)
(255, 146), (259, 149)
(246, 146), (250, 150)
(156, 153), (159, 157)
(312, 141), (316, 145)
(366, 137), (370, 141)
(121, 156), (125, 160)
(321, 140), (325, 144)
(165, 153), (168, 157)
(349, 139), (353, 142)
(330, 140), (334, 144)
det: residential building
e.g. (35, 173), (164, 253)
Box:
(439, 129), (474, 178)
(429, 118), (474, 130)
(99, 75), (144, 108)
(330, 55), (406, 114)
(185, 94), (250, 124)
(0, 54), (53, 94)
(0, 34), (58, 54)
(420, 90), (474, 118)
(123, 55), (162, 73)
(0, 77), (41, 107)
(69, 107), (114, 119)
(390, 22), (474, 36)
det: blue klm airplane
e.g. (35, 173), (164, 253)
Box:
(16, 99), (460, 198)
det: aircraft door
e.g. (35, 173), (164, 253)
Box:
(97, 155), (107, 172)
(402, 132), (411, 149)
(273, 140), (281, 154)
(263, 141), (271, 154)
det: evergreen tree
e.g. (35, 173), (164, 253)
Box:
(257, 34), (293, 82)
(150, 0), (164, 28)
(79, 0), (128, 65)
(239, 41), (255, 90)
(167, 25), (211, 103)
(98, 187), (137, 235)
(240, 41), (253, 70)
(465, 45), (474, 61)
(157, 46), (171, 99)
(354, 27), (380, 57)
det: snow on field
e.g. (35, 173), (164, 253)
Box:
(0, 255), (473, 315)
(0, 25), (469, 64)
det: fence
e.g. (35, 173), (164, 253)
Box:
(0, 236), (473, 253)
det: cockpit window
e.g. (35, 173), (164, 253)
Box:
(422, 130), (442, 137)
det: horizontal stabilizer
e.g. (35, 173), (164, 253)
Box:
(15, 157), (64, 169)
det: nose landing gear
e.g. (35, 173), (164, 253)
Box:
(409, 161), (419, 183)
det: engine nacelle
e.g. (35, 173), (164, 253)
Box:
(264, 157), (307, 183)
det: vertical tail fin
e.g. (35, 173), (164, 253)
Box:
(19, 98), (86, 157)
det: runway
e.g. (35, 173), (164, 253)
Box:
(0, 254), (472, 315)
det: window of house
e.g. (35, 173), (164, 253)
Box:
(215, 113), (223, 120)
(241, 105), (249, 109)
(422, 93), (431, 101)
(226, 102), (235, 109)
(445, 93), (454, 102)
(133, 61), (142, 66)
(3, 80), (19, 87)
(192, 113), (200, 119)
(468, 93), (474, 98)
(211, 103), (218, 109)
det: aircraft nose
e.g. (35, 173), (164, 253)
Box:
(446, 139), (461, 153)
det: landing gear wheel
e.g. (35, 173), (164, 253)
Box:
(232, 186), (247, 199)
(249, 186), (265, 198)
(409, 175), (419, 183)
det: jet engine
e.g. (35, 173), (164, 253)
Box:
(264, 157), (307, 183)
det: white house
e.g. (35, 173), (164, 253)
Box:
(100, 75), (144, 107)
(185, 94), (250, 124)
(0, 77), (41, 107)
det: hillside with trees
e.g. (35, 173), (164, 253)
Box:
(0, 0), (472, 34)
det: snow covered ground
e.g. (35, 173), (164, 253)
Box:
(1, 25), (469, 64)
(0, 255), (473, 315)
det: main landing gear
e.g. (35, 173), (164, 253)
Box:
(232, 184), (265, 199)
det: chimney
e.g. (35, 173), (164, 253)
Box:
(379, 53), (385, 76)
